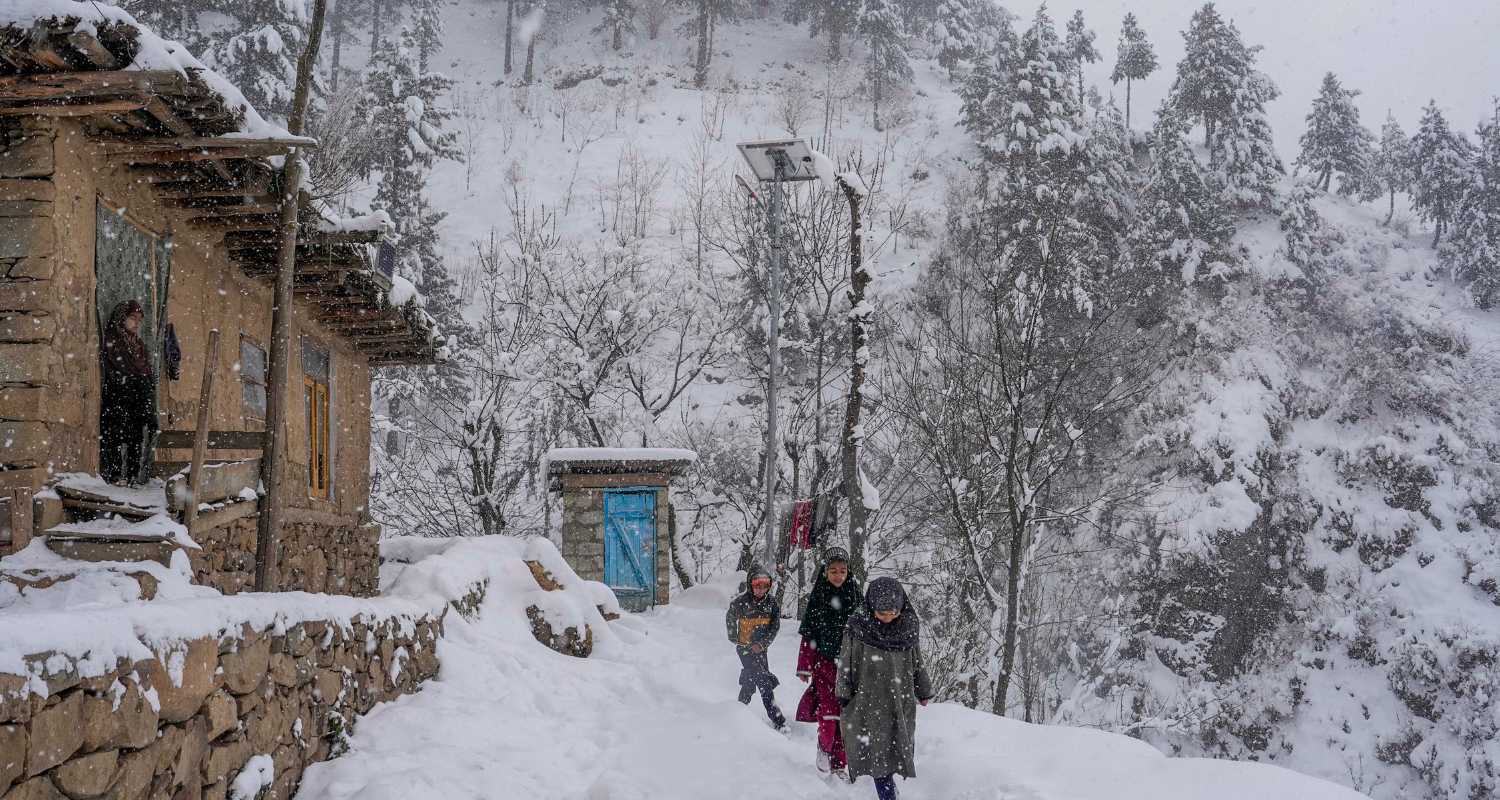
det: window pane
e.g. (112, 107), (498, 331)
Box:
(302, 337), (330, 383)
(242, 382), (266, 417)
(240, 339), (266, 384)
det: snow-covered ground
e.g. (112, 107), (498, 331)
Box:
(295, 571), (1371, 800)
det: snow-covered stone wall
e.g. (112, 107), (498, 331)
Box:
(0, 554), (487, 800)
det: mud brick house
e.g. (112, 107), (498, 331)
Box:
(0, 6), (441, 595)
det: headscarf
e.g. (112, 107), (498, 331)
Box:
(798, 548), (862, 658)
(102, 300), (152, 378)
(845, 576), (920, 652)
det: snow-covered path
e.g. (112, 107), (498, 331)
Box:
(295, 575), (1370, 800)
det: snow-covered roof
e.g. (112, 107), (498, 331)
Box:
(0, 4), (445, 366)
(0, 0), (305, 142)
(543, 447), (698, 478)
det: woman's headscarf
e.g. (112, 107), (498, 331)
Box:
(798, 548), (862, 658)
(845, 576), (920, 652)
(102, 300), (152, 378)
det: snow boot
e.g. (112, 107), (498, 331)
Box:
(815, 747), (831, 774)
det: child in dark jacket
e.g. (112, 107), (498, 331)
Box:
(725, 563), (786, 730)
(795, 547), (862, 778)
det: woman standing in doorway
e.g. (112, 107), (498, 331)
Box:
(837, 577), (934, 800)
(100, 300), (156, 484)
(795, 546), (862, 780)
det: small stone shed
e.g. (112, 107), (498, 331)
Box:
(545, 448), (695, 612)
(0, 8), (441, 595)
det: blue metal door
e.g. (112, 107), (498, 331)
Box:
(603, 489), (657, 611)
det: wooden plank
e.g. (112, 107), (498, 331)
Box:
(66, 31), (119, 70)
(181, 329), (220, 530)
(156, 429), (267, 451)
(59, 497), (155, 521)
(0, 70), (188, 100)
(24, 27), (74, 71)
(161, 195), (278, 209)
(167, 458), (260, 514)
(3, 487), (34, 550)
(189, 498), (259, 535)
(116, 145), (292, 164)
(0, 99), (145, 118)
(141, 96), (195, 136)
(97, 135), (316, 152)
(155, 181), (273, 199)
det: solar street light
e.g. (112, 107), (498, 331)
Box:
(736, 137), (815, 570)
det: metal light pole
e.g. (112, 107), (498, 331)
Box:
(762, 154), (786, 570)
(735, 138), (817, 572)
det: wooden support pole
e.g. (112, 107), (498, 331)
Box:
(182, 328), (220, 531)
(256, 0), (328, 593)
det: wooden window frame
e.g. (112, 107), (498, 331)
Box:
(302, 337), (331, 500)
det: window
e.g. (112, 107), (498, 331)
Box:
(240, 337), (267, 418)
(302, 337), (331, 499)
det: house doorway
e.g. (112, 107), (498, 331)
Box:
(95, 200), (171, 482)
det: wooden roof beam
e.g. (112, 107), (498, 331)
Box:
(0, 70), (188, 101)
(0, 98), (145, 117)
(116, 145), (291, 164)
(66, 31), (120, 70)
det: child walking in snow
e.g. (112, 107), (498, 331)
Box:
(837, 577), (935, 800)
(725, 564), (786, 730)
(795, 547), (862, 781)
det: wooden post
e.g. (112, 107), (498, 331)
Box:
(3, 487), (33, 553)
(182, 329), (220, 531)
(256, 0), (328, 592)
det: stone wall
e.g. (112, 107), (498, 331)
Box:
(188, 515), (379, 598)
(0, 583), (486, 800)
(0, 118), (60, 560)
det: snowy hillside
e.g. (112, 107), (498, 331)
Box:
(295, 569), (1372, 800)
(304, 1), (1500, 798)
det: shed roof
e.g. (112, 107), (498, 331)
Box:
(543, 448), (698, 478)
(0, 3), (442, 366)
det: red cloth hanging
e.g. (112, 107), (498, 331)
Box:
(787, 499), (814, 550)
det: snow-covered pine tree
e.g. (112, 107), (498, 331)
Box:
(1170, 3), (1247, 153)
(1135, 104), (1234, 285)
(1213, 67), (1283, 210)
(1445, 107), (1500, 307)
(1410, 100), (1475, 247)
(785, 0), (861, 62)
(858, 0), (912, 131)
(957, 9), (1019, 144)
(210, 0), (318, 120)
(932, 0), (979, 77)
(593, 0), (637, 51)
(1110, 12), (1156, 129)
(1370, 113), (1413, 225)
(118, 0), (315, 120)
(1063, 10), (1099, 108)
(1294, 72), (1375, 196)
(408, 0), (447, 71)
(366, 24), (463, 331)
(1168, 5), (1282, 209)
(682, 0), (742, 86)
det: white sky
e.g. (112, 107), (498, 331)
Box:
(1044, 0), (1500, 154)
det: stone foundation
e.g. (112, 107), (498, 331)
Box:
(187, 515), (380, 597)
(0, 583), (486, 800)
